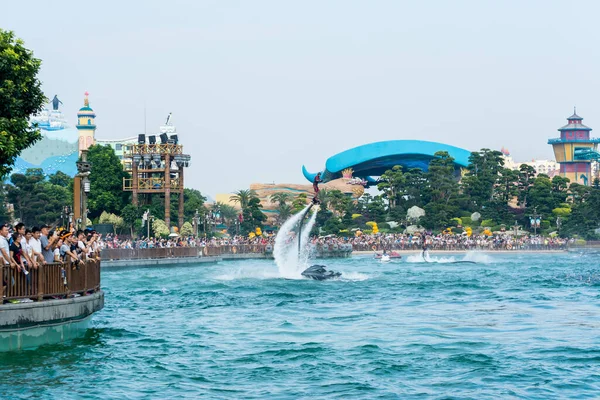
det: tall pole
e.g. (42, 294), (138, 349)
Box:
(178, 165), (184, 229)
(193, 210), (199, 236)
(132, 157), (139, 206)
(164, 153), (171, 228)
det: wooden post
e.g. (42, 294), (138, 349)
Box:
(164, 153), (171, 228)
(84, 260), (89, 292)
(132, 161), (138, 206)
(66, 261), (72, 296)
(37, 264), (44, 301)
(73, 177), (81, 223)
(178, 165), (184, 230)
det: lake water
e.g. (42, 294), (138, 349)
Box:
(2, 252), (600, 399)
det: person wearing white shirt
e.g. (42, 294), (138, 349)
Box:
(0, 224), (13, 267)
(15, 223), (37, 269)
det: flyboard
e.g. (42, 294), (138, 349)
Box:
(298, 201), (341, 280)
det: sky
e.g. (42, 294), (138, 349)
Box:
(3, 0), (600, 197)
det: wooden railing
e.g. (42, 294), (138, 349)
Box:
(101, 247), (201, 260)
(100, 244), (352, 260)
(1, 260), (101, 302)
(101, 246), (267, 259)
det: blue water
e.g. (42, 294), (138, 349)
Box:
(2, 252), (600, 399)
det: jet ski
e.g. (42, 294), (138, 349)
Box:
(301, 265), (341, 280)
(374, 251), (401, 259)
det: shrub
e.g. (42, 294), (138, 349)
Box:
(480, 219), (495, 228)
(450, 217), (462, 227)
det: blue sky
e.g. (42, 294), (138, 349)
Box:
(3, 0), (599, 196)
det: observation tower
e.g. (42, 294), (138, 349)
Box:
(123, 114), (191, 229)
(75, 92), (96, 155)
(548, 110), (600, 185)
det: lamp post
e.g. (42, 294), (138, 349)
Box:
(529, 207), (542, 236)
(61, 205), (71, 229)
(556, 216), (562, 233)
(147, 214), (154, 239)
(193, 209), (200, 237)
(512, 220), (520, 237)
(211, 205), (221, 233)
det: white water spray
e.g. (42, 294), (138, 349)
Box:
(274, 204), (319, 278)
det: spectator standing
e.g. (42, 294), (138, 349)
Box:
(40, 225), (58, 264)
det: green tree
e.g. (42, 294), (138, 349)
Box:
(229, 189), (256, 210)
(180, 221), (194, 236)
(462, 149), (505, 207)
(240, 196), (266, 235)
(121, 204), (140, 238)
(276, 203), (293, 225)
(0, 30), (46, 178)
(168, 188), (207, 224)
(494, 168), (519, 203)
(403, 168), (426, 208)
(320, 189), (350, 217)
(419, 151), (460, 230)
(213, 202), (237, 221)
(270, 192), (291, 207)
(48, 171), (72, 187)
(6, 168), (70, 225)
(528, 175), (569, 218)
(365, 194), (387, 223)
(517, 164), (536, 208)
(560, 187), (600, 239)
(152, 218), (170, 238)
(292, 193), (308, 213)
(377, 165), (405, 209)
(424, 151), (459, 205)
(86, 144), (130, 218)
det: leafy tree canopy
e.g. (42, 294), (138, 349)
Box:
(0, 30), (46, 178)
(86, 144), (130, 218)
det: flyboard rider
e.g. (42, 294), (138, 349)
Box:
(422, 243), (429, 260)
(312, 172), (323, 205)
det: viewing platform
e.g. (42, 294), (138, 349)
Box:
(0, 260), (104, 352)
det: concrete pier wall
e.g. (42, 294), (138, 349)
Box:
(0, 291), (104, 351)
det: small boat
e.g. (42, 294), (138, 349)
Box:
(374, 251), (402, 260)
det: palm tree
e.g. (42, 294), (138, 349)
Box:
(292, 193), (309, 213)
(276, 203), (293, 225)
(229, 189), (257, 210)
(214, 202), (238, 222)
(270, 192), (291, 207)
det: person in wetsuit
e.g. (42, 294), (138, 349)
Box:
(422, 243), (429, 260)
(312, 172), (323, 204)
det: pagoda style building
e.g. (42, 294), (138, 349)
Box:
(76, 92), (96, 155)
(549, 109), (600, 185)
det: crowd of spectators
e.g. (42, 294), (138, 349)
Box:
(96, 232), (572, 252)
(0, 222), (101, 277)
(333, 233), (573, 251)
(98, 234), (275, 250)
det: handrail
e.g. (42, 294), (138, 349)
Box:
(1, 260), (101, 302)
(100, 244), (353, 260)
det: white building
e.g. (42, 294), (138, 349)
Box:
(500, 147), (560, 177)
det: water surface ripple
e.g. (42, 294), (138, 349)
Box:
(2, 252), (600, 399)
